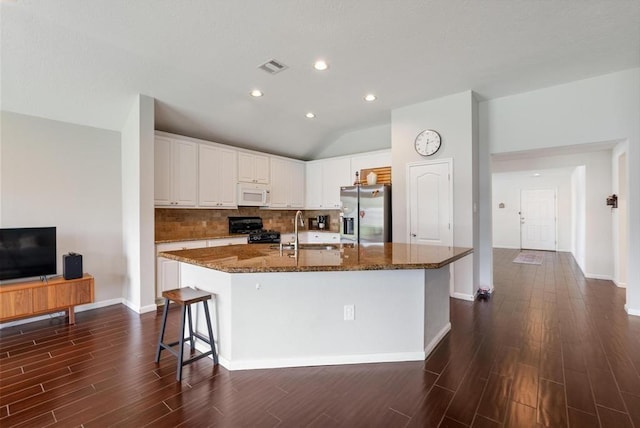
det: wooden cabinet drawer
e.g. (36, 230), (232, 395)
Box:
(0, 289), (32, 318)
(55, 279), (93, 306)
(32, 287), (55, 312)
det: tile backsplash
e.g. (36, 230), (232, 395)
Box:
(155, 208), (340, 241)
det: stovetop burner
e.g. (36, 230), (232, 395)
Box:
(248, 229), (281, 244)
(228, 217), (280, 243)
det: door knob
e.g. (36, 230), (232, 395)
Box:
(410, 233), (417, 237)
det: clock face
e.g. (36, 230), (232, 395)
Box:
(414, 129), (441, 156)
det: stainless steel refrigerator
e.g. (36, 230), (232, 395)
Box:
(340, 184), (391, 243)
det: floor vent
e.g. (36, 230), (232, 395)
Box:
(258, 59), (288, 74)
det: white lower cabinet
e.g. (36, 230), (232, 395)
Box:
(280, 232), (340, 244)
(156, 257), (180, 298)
(156, 238), (245, 299)
(207, 237), (248, 247)
(305, 232), (340, 243)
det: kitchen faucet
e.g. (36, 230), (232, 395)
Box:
(279, 210), (305, 255)
(293, 210), (304, 252)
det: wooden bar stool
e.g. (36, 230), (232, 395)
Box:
(155, 287), (218, 381)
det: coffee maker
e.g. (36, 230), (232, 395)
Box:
(317, 215), (328, 230)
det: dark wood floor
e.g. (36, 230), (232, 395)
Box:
(1, 248), (639, 427)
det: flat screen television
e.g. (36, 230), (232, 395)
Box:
(0, 227), (57, 281)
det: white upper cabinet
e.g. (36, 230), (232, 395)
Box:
(154, 137), (172, 206)
(304, 161), (323, 209)
(198, 144), (237, 208)
(154, 132), (389, 211)
(154, 136), (197, 207)
(238, 152), (270, 184)
(305, 157), (351, 209)
(322, 157), (352, 208)
(270, 157), (305, 209)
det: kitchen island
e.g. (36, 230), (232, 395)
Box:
(159, 243), (472, 370)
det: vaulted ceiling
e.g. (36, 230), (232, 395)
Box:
(2, 1), (639, 159)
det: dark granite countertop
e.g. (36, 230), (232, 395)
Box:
(155, 234), (248, 244)
(158, 242), (473, 273)
(155, 229), (340, 244)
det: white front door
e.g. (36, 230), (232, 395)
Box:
(408, 160), (453, 246)
(520, 188), (556, 251)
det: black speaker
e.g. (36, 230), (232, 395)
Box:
(63, 253), (83, 280)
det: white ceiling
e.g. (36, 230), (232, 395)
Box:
(2, 1), (639, 160)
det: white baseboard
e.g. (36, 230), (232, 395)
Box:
(0, 312), (67, 328)
(227, 351), (427, 371)
(123, 299), (158, 314)
(625, 305), (640, 317)
(424, 322), (451, 357)
(77, 298), (124, 312)
(585, 273), (613, 281)
(613, 280), (627, 288)
(191, 340), (425, 371)
(0, 298), (124, 329)
(451, 292), (475, 301)
(492, 245), (520, 250)
(139, 304), (158, 314)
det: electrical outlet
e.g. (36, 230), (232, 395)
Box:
(344, 304), (355, 321)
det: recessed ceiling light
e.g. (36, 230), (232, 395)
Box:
(533, 173), (541, 177)
(364, 94), (377, 102)
(250, 89), (263, 97)
(305, 112), (316, 119)
(313, 60), (328, 71)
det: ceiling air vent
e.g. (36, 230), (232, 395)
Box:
(258, 59), (288, 74)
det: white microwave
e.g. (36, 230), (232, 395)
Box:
(237, 183), (270, 206)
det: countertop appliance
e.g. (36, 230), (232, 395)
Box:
(340, 184), (391, 243)
(317, 215), (328, 230)
(228, 216), (281, 244)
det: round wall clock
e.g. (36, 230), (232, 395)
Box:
(414, 129), (441, 156)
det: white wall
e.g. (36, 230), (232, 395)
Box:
(572, 166), (586, 272)
(0, 111), (124, 302)
(612, 143), (628, 287)
(312, 123), (391, 160)
(481, 68), (639, 312)
(121, 95), (156, 313)
(492, 169), (573, 251)
(483, 69), (639, 154)
(392, 91), (476, 300)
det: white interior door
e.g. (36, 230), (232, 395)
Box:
(520, 188), (556, 251)
(408, 160), (452, 246)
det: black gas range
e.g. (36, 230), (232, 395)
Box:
(228, 217), (281, 244)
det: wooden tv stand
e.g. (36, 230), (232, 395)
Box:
(0, 274), (94, 325)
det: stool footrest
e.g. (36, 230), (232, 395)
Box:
(158, 341), (214, 363)
(183, 351), (215, 365)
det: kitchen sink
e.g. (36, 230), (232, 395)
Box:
(300, 244), (340, 250)
(270, 243), (340, 251)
